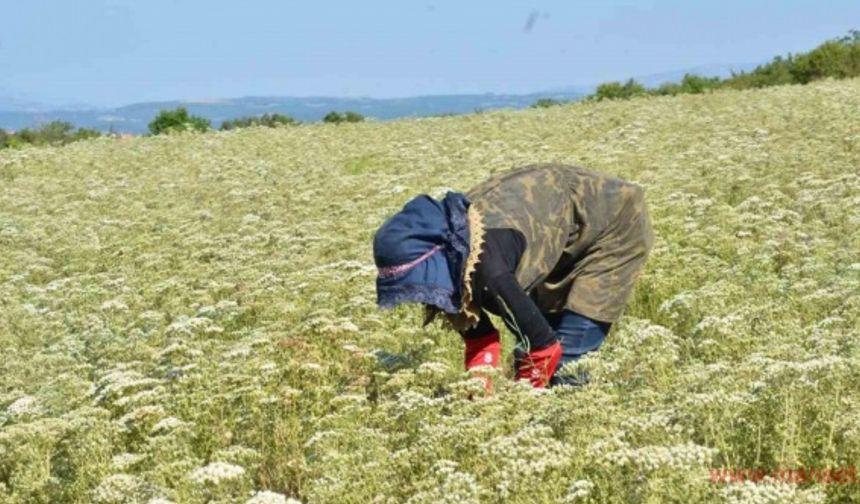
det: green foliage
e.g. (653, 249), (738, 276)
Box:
(324, 111), (365, 124)
(423, 112), (460, 118)
(74, 128), (102, 142)
(724, 55), (797, 90)
(729, 33), (860, 88)
(148, 107), (211, 135)
(654, 74), (723, 96)
(590, 29), (860, 100)
(220, 113), (298, 131)
(790, 36), (860, 84)
(594, 79), (647, 101)
(323, 111), (344, 124)
(530, 98), (564, 109)
(679, 73), (722, 94)
(343, 111), (364, 123)
(38, 121), (75, 144)
(0, 121), (102, 149)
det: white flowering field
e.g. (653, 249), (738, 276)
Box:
(2, 78), (860, 504)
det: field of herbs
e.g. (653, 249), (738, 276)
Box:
(1, 77), (859, 504)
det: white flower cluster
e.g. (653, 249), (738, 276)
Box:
(111, 452), (145, 471)
(245, 490), (303, 504)
(3, 395), (43, 421)
(149, 416), (187, 435)
(93, 473), (162, 504)
(100, 298), (129, 312)
(562, 479), (594, 503)
(95, 368), (162, 404)
(405, 460), (482, 504)
(165, 315), (223, 337)
(189, 461), (246, 485)
(719, 479), (827, 504)
(213, 445), (261, 467)
(601, 441), (716, 472)
(479, 424), (570, 498)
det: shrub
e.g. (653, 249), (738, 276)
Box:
(0, 121), (103, 149)
(791, 37), (860, 84)
(220, 113), (297, 131)
(73, 128), (102, 142)
(323, 111), (364, 124)
(148, 107), (210, 135)
(728, 30), (860, 89)
(14, 128), (39, 145)
(678, 74), (722, 94)
(652, 82), (683, 96)
(594, 79), (647, 101)
(343, 111), (364, 123)
(323, 111), (344, 124)
(645, 74), (721, 97)
(531, 98), (564, 108)
(38, 121), (76, 144)
(589, 30), (860, 99)
(724, 55), (796, 90)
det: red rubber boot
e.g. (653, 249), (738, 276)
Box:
(464, 331), (501, 392)
(515, 340), (562, 388)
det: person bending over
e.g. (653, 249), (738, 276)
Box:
(372, 164), (654, 388)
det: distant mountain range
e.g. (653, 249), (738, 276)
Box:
(0, 62), (760, 134)
(0, 92), (585, 134)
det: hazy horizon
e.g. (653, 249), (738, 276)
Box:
(2, 1), (859, 108)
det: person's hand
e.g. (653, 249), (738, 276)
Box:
(515, 340), (561, 388)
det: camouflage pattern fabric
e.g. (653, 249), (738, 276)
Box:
(464, 163), (654, 323)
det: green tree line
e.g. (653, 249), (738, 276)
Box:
(220, 113), (297, 131)
(321, 110), (364, 124)
(0, 121), (102, 149)
(1, 107), (367, 149)
(147, 107), (363, 134)
(588, 29), (860, 102)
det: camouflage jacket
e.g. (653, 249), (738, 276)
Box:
(454, 163), (653, 327)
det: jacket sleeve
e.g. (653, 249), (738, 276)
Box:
(482, 268), (558, 350)
(458, 227), (558, 349)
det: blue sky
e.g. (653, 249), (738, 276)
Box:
(1, 0), (858, 107)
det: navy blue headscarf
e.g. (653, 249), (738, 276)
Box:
(373, 192), (471, 314)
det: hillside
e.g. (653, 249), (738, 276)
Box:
(1, 78), (859, 503)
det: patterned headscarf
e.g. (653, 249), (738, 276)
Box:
(373, 192), (471, 315)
